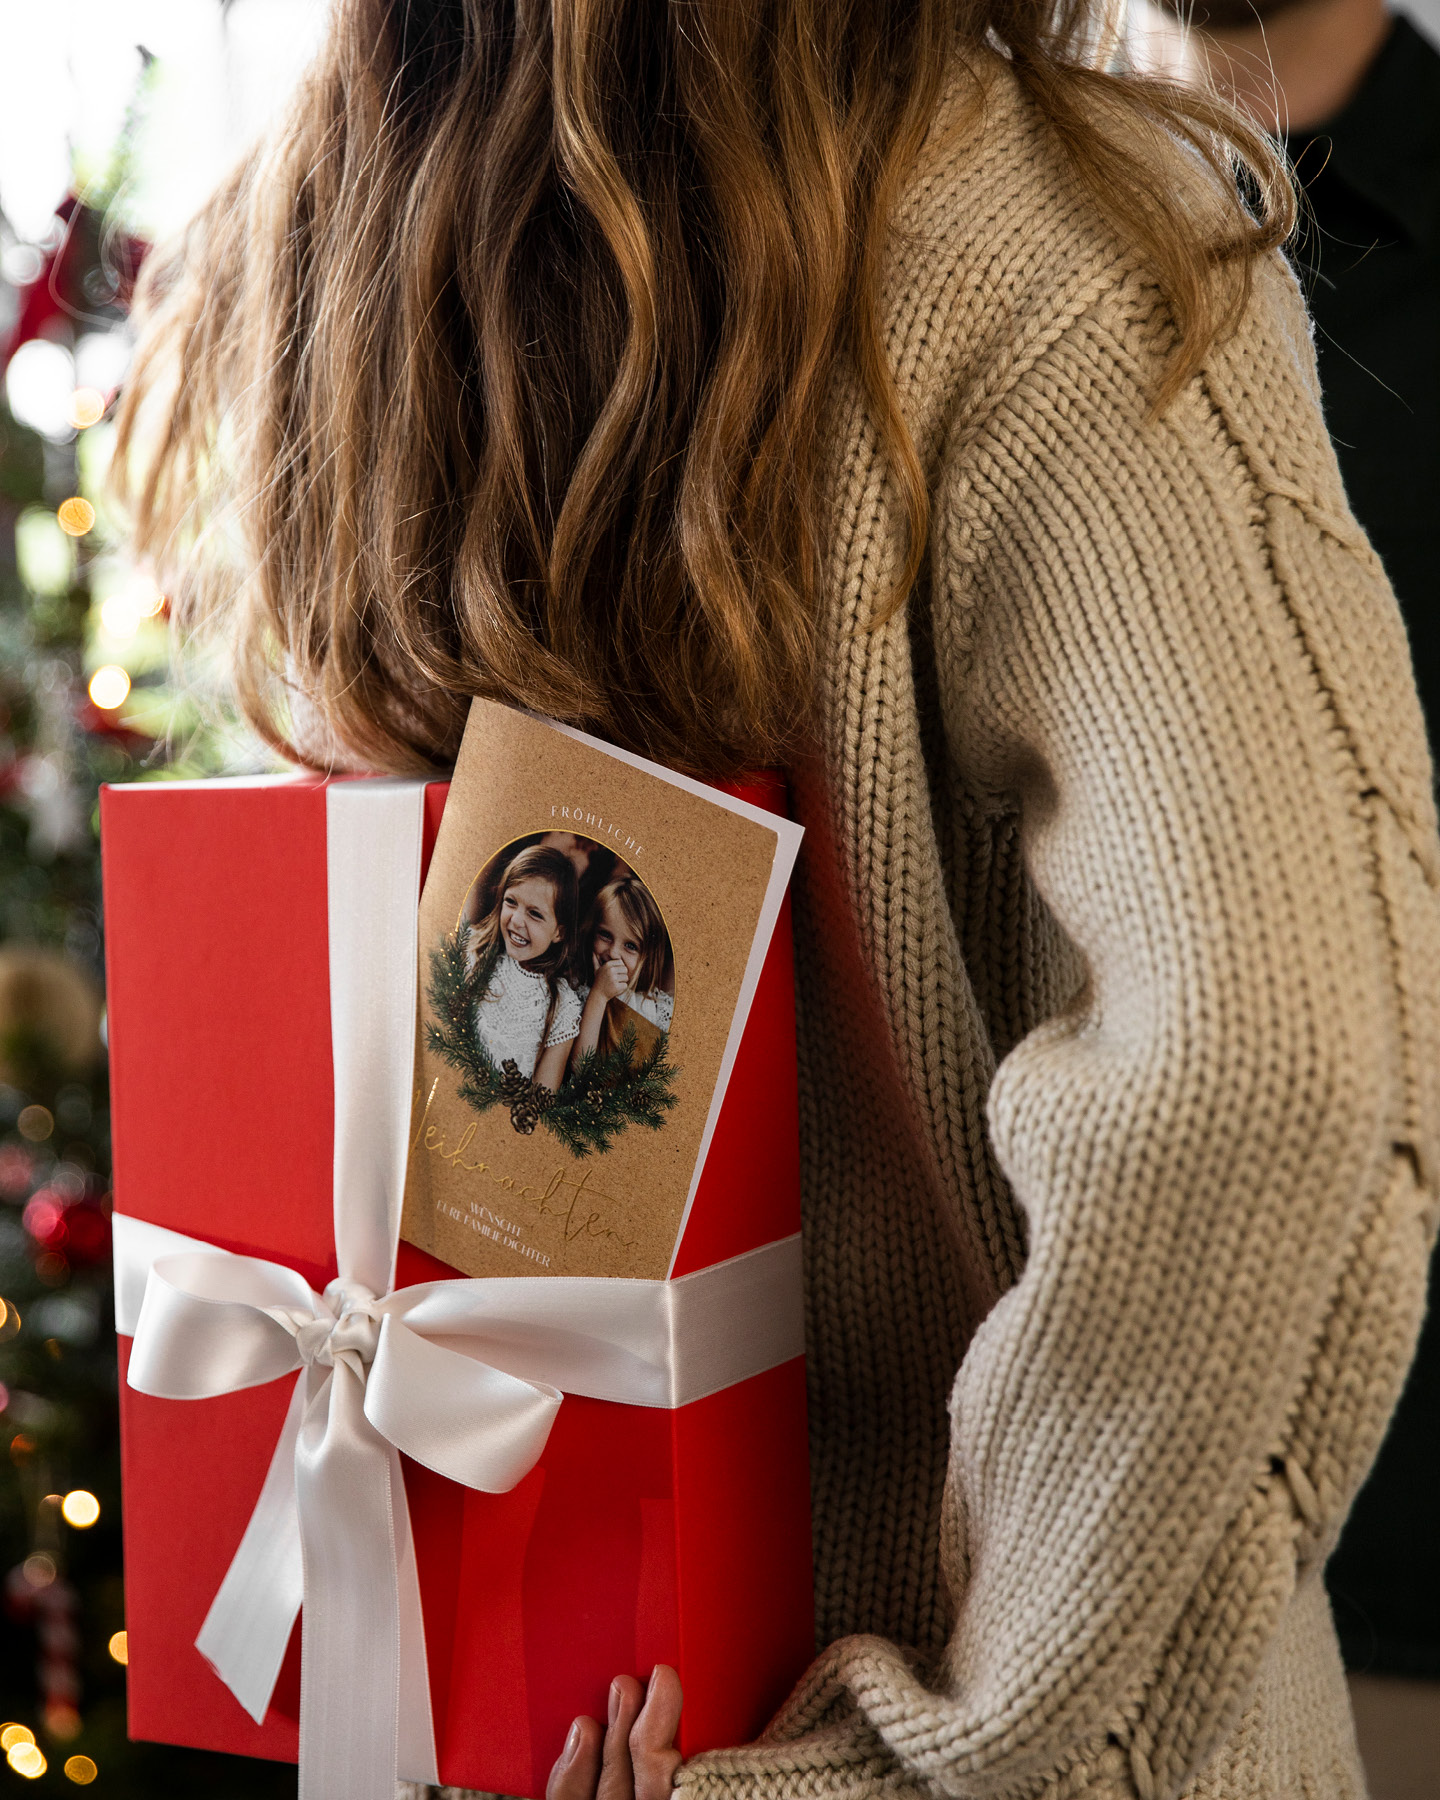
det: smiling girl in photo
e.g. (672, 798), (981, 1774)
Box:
(466, 844), (583, 1090)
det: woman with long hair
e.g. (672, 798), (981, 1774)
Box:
(112, 1), (1440, 1797)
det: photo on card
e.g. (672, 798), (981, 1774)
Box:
(426, 829), (678, 1155)
(401, 699), (803, 1281)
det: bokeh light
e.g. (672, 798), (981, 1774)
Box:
(23, 1194), (64, 1242)
(6, 1741), (45, 1778)
(16, 1105), (53, 1141)
(0, 1726), (35, 1752)
(56, 497), (96, 538)
(5, 340), (74, 440)
(21, 1553), (56, 1589)
(67, 388), (106, 430)
(88, 666), (131, 710)
(107, 1629), (128, 1666)
(99, 576), (165, 640)
(64, 1756), (97, 1786)
(100, 592), (139, 639)
(1, 244), (43, 284)
(61, 1490), (100, 1529)
(43, 1705), (80, 1742)
(14, 507), (75, 596)
(75, 330), (131, 400)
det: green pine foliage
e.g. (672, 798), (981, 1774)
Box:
(425, 931), (510, 1116)
(425, 929), (680, 1158)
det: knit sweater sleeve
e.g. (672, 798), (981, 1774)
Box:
(678, 254), (1440, 1800)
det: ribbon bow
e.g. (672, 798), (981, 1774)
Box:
(116, 781), (803, 1800)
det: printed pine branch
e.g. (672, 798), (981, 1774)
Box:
(544, 1023), (681, 1157)
(424, 928), (680, 1158)
(425, 930), (508, 1111)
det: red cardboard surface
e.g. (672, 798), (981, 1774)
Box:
(102, 774), (811, 1794)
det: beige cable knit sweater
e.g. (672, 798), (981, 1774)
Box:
(417, 52), (1440, 1800)
(679, 57), (1440, 1800)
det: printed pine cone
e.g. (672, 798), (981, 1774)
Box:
(508, 1075), (555, 1136)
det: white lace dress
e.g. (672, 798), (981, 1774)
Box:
(624, 987), (673, 1031)
(574, 983), (674, 1032)
(474, 953), (583, 1079)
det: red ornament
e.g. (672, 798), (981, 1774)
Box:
(2, 195), (149, 371)
(20, 1190), (108, 1266)
(60, 1199), (109, 1265)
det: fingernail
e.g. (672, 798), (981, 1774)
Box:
(609, 1680), (622, 1726)
(563, 1719), (581, 1762)
(646, 1665), (659, 1698)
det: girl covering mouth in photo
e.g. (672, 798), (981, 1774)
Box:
(571, 876), (674, 1074)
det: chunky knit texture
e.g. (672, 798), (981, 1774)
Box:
(408, 52), (1440, 1800)
(677, 57), (1440, 1800)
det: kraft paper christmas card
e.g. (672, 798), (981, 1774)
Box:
(400, 700), (803, 1281)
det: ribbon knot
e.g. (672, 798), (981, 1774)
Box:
(273, 1280), (383, 1374)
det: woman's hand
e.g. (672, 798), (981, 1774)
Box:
(547, 1666), (683, 1800)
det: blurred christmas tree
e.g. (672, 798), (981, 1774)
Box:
(0, 66), (291, 1800)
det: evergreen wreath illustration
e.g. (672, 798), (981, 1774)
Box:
(425, 930), (680, 1158)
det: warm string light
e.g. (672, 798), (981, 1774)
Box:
(55, 497), (95, 538)
(87, 666), (130, 711)
(6, 1741), (44, 1779)
(60, 1491), (99, 1529)
(4, 115), (150, 1800)
(107, 1630), (128, 1666)
(66, 388), (106, 431)
(99, 575), (166, 641)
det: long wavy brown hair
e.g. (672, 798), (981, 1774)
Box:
(111, 0), (1291, 778)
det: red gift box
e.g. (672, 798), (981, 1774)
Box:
(102, 774), (812, 1796)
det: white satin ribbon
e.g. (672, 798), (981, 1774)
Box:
(115, 779), (804, 1800)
